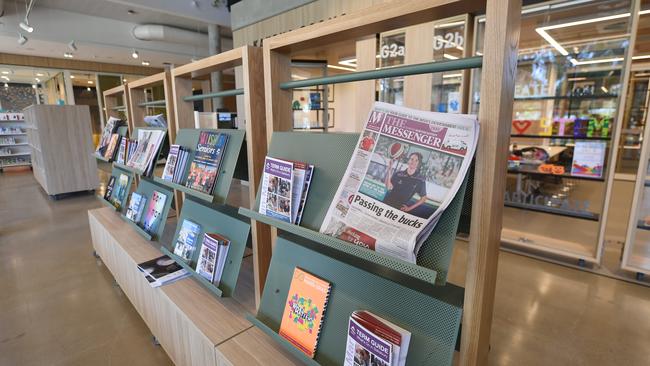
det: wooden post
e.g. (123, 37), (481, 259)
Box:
(404, 22), (435, 110)
(460, 0), (520, 365)
(355, 36), (377, 129)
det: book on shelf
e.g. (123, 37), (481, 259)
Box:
(127, 129), (166, 175)
(259, 157), (295, 223)
(110, 173), (130, 209)
(571, 141), (606, 178)
(344, 311), (411, 366)
(103, 134), (121, 160)
(279, 267), (331, 359)
(195, 232), (230, 285)
(137, 255), (190, 288)
(95, 117), (123, 157)
(173, 219), (202, 262)
(320, 102), (479, 263)
(185, 131), (229, 194)
(125, 192), (147, 222)
(104, 176), (116, 200)
(161, 144), (180, 181)
(141, 190), (167, 234)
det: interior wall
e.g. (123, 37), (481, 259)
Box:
(0, 84), (37, 111)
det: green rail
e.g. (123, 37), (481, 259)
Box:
(280, 56), (482, 89)
(183, 88), (244, 102)
(110, 105), (126, 111)
(138, 100), (166, 107)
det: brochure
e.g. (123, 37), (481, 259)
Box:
(173, 219), (202, 262)
(259, 157), (294, 223)
(571, 141), (606, 178)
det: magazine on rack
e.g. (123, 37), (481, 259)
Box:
(344, 310), (411, 366)
(320, 102), (478, 263)
(95, 117), (123, 157)
(127, 129), (166, 174)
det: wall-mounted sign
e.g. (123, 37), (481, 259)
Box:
(379, 43), (405, 59)
(433, 31), (464, 50)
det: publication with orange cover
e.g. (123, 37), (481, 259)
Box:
(279, 267), (332, 358)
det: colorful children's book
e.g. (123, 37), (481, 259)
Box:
(125, 192), (147, 222)
(185, 132), (229, 194)
(162, 144), (180, 181)
(173, 219), (202, 262)
(141, 190), (167, 234)
(279, 267), (332, 358)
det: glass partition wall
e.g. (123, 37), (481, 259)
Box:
(472, 0), (634, 264)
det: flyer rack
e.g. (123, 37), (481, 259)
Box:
(111, 126), (168, 177)
(97, 162), (134, 214)
(245, 0), (521, 364)
(120, 176), (175, 241)
(160, 196), (251, 297)
(171, 45), (269, 306)
(103, 84), (132, 134)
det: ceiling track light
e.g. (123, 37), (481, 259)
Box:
(18, 33), (27, 45)
(68, 40), (77, 52)
(19, 20), (33, 33)
(131, 49), (139, 59)
(64, 52), (74, 58)
(141, 60), (150, 66)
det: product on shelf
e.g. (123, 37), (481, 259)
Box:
(162, 144), (180, 181)
(259, 157), (314, 224)
(110, 173), (130, 209)
(0, 147), (13, 156)
(116, 138), (127, 164)
(173, 219), (202, 262)
(137, 255), (190, 288)
(0, 112), (24, 121)
(571, 141), (607, 178)
(104, 176), (116, 201)
(103, 134), (121, 160)
(127, 129), (166, 175)
(185, 131), (229, 194)
(195, 232), (230, 285)
(0, 126), (24, 135)
(0, 137), (16, 145)
(279, 267), (331, 359)
(141, 190), (167, 234)
(344, 310), (412, 366)
(320, 102), (478, 263)
(95, 117), (124, 158)
(125, 192), (147, 222)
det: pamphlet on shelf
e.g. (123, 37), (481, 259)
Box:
(95, 117), (122, 157)
(125, 192), (147, 222)
(137, 255), (190, 288)
(344, 310), (411, 366)
(116, 138), (127, 164)
(320, 102), (478, 263)
(279, 267), (331, 358)
(173, 219), (202, 262)
(296, 163), (315, 225)
(104, 134), (121, 160)
(127, 129), (166, 174)
(104, 176), (115, 200)
(110, 173), (130, 209)
(141, 190), (167, 234)
(162, 144), (180, 181)
(196, 233), (219, 282)
(571, 141), (606, 178)
(185, 131), (229, 194)
(260, 157), (294, 223)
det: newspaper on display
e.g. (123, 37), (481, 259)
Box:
(320, 102), (478, 263)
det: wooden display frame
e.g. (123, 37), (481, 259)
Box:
(258, 0), (520, 365)
(171, 46), (268, 307)
(103, 84), (132, 134)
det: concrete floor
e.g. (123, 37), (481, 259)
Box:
(2, 169), (650, 365)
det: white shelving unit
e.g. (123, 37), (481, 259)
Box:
(0, 113), (31, 171)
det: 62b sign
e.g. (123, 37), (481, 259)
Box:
(433, 31), (464, 50)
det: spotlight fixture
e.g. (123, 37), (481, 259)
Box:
(131, 49), (139, 59)
(68, 40), (77, 52)
(86, 87), (91, 91)
(141, 60), (150, 66)
(1, 76), (10, 81)
(19, 20), (33, 33)
(87, 80), (94, 84)
(64, 52), (74, 58)
(18, 33), (28, 45)
(32, 84), (37, 89)
(123, 79), (127, 82)
(70, 75), (75, 79)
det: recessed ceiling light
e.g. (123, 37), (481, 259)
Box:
(123, 79), (127, 82)
(87, 80), (94, 84)
(36, 72), (43, 76)
(1, 71), (9, 75)
(32, 84), (37, 89)
(1, 76), (10, 80)
(87, 87), (91, 91)
(70, 75), (75, 79)
(141, 60), (150, 66)
(64, 52), (74, 58)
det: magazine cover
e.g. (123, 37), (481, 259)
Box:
(104, 175), (116, 200)
(141, 190), (167, 234)
(195, 233), (219, 282)
(344, 316), (393, 366)
(295, 164), (315, 225)
(116, 138), (127, 164)
(259, 157), (294, 223)
(137, 255), (189, 288)
(320, 102), (478, 263)
(213, 235), (230, 286)
(125, 192), (146, 222)
(111, 173), (130, 208)
(185, 132), (229, 194)
(104, 134), (121, 160)
(173, 219), (202, 262)
(571, 141), (606, 178)
(128, 129), (165, 173)
(162, 144), (180, 181)
(279, 267), (331, 358)
(95, 117), (121, 156)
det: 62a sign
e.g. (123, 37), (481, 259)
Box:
(433, 31), (464, 50)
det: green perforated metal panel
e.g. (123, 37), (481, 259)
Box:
(165, 128), (245, 204)
(100, 164), (134, 214)
(255, 235), (463, 366)
(250, 132), (469, 285)
(165, 197), (251, 297)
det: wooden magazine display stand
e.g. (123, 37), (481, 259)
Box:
(103, 84), (132, 134)
(241, 0), (521, 365)
(170, 45), (268, 307)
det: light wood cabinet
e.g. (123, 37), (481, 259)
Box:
(24, 105), (99, 196)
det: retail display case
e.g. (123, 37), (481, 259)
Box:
(471, 0), (634, 264)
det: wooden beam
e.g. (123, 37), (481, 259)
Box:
(460, 0), (520, 365)
(263, 46), (292, 144)
(128, 72), (166, 89)
(0, 53), (161, 75)
(172, 48), (244, 78)
(404, 22), (435, 110)
(241, 46), (272, 307)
